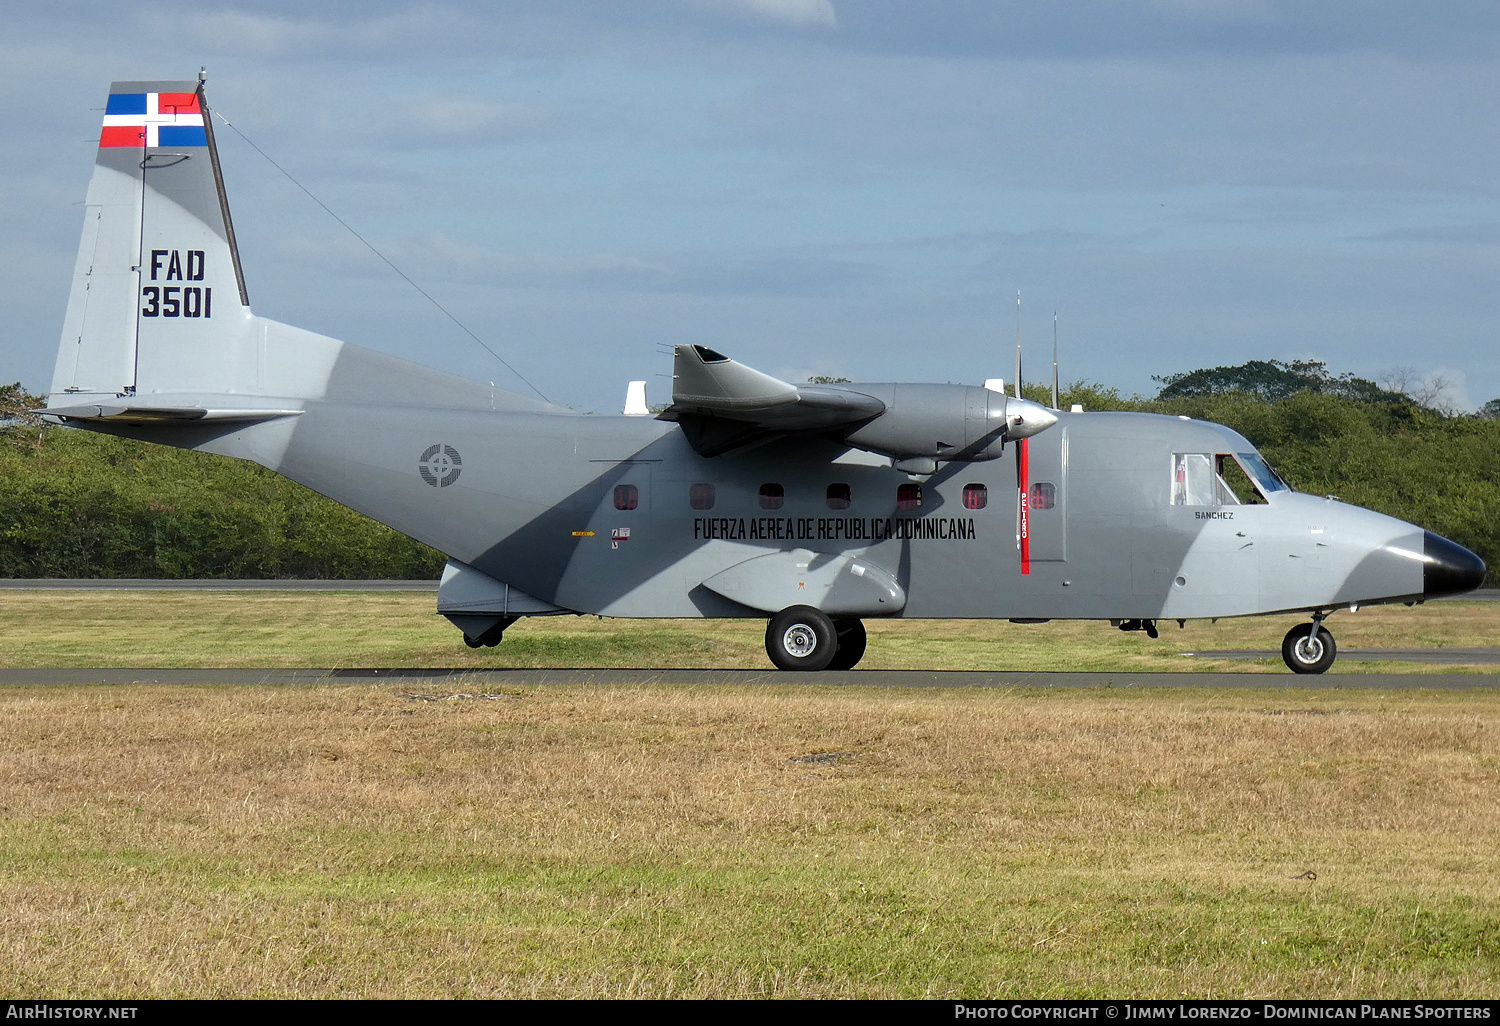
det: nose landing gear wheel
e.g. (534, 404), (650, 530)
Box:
(766, 606), (837, 671)
(1282, 622), (1336, 674)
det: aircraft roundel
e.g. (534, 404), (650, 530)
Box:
(418, 444), (463, 488)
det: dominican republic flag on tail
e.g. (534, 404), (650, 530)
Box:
(100, 90), (207, 148)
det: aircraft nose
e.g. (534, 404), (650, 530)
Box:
(1006, 398), (1059, 440)
(1424, 531), (1486, 598)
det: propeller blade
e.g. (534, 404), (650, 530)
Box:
(1051, 311), (1059, 411)
(1013, 291), (1022, 400)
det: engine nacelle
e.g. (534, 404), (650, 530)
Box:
(839, 383), (1054, 464)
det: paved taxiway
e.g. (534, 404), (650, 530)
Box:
(0, 667), (1495, 689)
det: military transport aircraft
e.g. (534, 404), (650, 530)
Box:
(43, 77), (1486, 673)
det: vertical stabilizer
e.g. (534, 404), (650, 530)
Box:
(51, 78), (255, 403)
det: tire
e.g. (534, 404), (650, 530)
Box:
(1282, 623), (1336, 674)
(766, 606), (837, 672)
(827, 618), (867, 671)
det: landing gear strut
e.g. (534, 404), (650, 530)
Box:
(764, 608), (867, 671)
(1282, 616), (1336, 674)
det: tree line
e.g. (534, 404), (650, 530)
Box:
(2, 365), (1496, 582)
(0, 386), (443, 579)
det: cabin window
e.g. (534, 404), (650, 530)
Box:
(1029, 482), (1056, 510)
(963, 483), (988, 510)
(826, 483), (852, 510)
(690, 483), (716, 510)
(613, 484), (638, 511)
(759, 483), (784, 510)
(896, 483), (922, 511)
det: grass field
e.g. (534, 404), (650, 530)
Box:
(0, 590), (1495, 673)
(0, 591), (1497, 998)
(0, 681), (1497, 998)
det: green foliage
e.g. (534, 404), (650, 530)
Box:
(0, 427), (444, 579)
(0, 382), (44, 427)
(1154, 359), (1408, 405)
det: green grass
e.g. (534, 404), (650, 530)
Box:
(1, 683), (1498, 997)
(0, 590), (1496, 672)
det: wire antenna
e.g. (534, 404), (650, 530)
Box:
(210, 108), (550, 403)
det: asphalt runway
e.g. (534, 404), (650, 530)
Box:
(0, 666), (1496, 689)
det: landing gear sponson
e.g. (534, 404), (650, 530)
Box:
(765, 606), (867, 672)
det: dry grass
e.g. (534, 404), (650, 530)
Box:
(0, 590), (1495, 673)
(1, 682), (1498, 998)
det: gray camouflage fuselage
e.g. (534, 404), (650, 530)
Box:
(44, 79), (1484, 668)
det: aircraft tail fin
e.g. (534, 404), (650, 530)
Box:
(50, 77), (559, 426)
(51, 77), (268, 404)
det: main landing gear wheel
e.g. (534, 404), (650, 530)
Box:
(766, 605), (837, 672)
(828, 618), (867, 671)
(1282, 622), (1337, 674)
(462, 616), (515, 649)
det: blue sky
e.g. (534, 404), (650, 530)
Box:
(4, 1), (1498, 412)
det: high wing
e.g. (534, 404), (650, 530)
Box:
(663, 344), (1058, 469)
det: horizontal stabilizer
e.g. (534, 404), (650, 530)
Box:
(42, 404), (302, 424)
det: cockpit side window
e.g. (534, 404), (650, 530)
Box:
(1217, 455), (1266, 505)
(1173, 452), (1286, 506)
(1171, 453), (1216, 506)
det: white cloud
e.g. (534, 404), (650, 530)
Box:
(691, 0), (837, 29)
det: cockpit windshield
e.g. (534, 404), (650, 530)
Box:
(1236, 451), (1290, 494)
